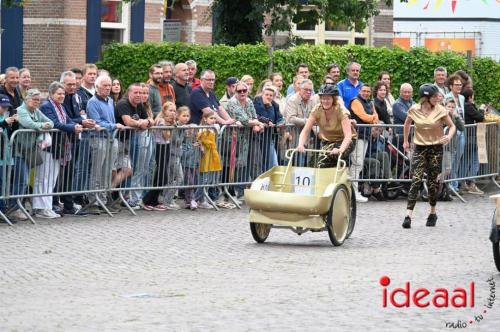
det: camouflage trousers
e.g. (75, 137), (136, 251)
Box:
(407, 144), (443, 210)
(317, 140), (355, 169)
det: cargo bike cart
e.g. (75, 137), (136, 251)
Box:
(490, 194), (500, 272)
(244, 148), (356, 246)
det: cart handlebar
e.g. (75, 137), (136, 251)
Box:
(285, 148), (346, 170)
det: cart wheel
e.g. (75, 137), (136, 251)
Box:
(250, 221), (271, 243)
(493, 241), (500, 272)
(346, 184), (356, 239)
(326, 184), (350, 246)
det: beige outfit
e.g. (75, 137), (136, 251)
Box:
(408, 104), (448, 146)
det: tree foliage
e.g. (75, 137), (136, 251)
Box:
(212, 0), (394, 44)
(213, 0), (264, 45)
(98, 42), (499, 106)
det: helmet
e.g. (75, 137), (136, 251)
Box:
(318, 84), (339, 96)
(419, 83), (439, 98)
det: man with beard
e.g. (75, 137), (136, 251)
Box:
(158, 60), (175, 104)
(147, 64), (163, 116)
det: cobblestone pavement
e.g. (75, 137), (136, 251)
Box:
(1, 188), (500, 331)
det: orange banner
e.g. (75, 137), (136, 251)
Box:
(424, 38), (476, 55)
(393, 38), (411, 50)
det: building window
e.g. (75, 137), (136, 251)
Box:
(101, 0), (130, 47)
(325, 20), (349, 32)
(296, 20), (316, 31)
(325, 40), (349, 46)
(355, 38), (366, 45)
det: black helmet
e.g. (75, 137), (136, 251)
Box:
(318, 84), (339, 96)
(419, 83), (439, 98)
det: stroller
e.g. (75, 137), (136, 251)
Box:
(359, 133), (411, 200)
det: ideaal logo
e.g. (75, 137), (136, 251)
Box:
(380, 275), (496, 328)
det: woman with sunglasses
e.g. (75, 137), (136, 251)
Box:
(226, 82), (265, 199)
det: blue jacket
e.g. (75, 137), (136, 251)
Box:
(40, 99), (76, 159)
(63, 93), (84, 124)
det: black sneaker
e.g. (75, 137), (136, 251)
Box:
(402, 216), (411, 229)
(426, 214), (437, 227)
(372, 191), (386, 201)
(63, 207), (89, 216)
(53, 205), (64, 217)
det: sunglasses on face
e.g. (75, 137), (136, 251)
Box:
(237, 89), (248, 93)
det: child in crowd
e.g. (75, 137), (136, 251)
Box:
(162, 106), (189, 210)
(181, 123), (201, 210)
(195, 111), (222, 209)
(141, 102), (175, 211)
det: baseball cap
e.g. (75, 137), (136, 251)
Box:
(0, 94), (12, 108)
(225, 77), (238, 86)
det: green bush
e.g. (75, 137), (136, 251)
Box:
(98, 42), (499, 106)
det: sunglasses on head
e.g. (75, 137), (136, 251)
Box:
(237, 89), (248, 93)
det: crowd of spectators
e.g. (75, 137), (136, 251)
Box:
(0, 59), (491, 222)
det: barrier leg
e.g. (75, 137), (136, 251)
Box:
(118, 191), (137, 216)
(95, 196), (113, 217)
(224, 186), (241, 209)
(0, 210), (13, 226)
(491, 176), (500, 190)
(17, 198), (36, 224)
(203, 188), (219, 211)
(447, 183), (467, 203)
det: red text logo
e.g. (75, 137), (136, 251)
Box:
(380, 275), (475, 308)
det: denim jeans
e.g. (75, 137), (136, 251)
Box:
(450, 130), (465, 190)
(195, 171), (220, 202)
(10, 157), (29, 210)
(72, 138), (91, 192)
(130, 131), (154, 202)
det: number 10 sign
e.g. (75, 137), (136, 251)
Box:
(293, 169), (315, 195)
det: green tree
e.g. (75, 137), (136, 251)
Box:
(213, 0), (395, 45)
(213, 0), (264, 45)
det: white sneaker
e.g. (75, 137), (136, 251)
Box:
(166, 202), (181, 210)
(9, 209), (28, 221)
(198, 201), (214, 209)
(36, 209), (61, 219)
(189, 200), (198, 210)
(355, 192), (368, 203)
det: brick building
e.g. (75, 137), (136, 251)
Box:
(0, 0), (394, 90)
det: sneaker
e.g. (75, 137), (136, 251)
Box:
(468, 184), (484, 195)
(372, 190), (386, 201)
(426, 214), (438, 227)
(151, 204), (167, 211)
(402, 216), (411, 229)
(355, 192), (368, 203)
(198, 201), (214, 209)
(166, 202), (181, 210)
(126, 200), (141, 210)
(36, 209), (61, 219)
(53, 205), (64, 216)
(63, 207), (84, 215)
(189, 200), (198, 210)
(8, 209), (27, 221)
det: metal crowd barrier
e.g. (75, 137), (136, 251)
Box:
(1, 122), (499, 225)
(0, 129), (11, 225)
